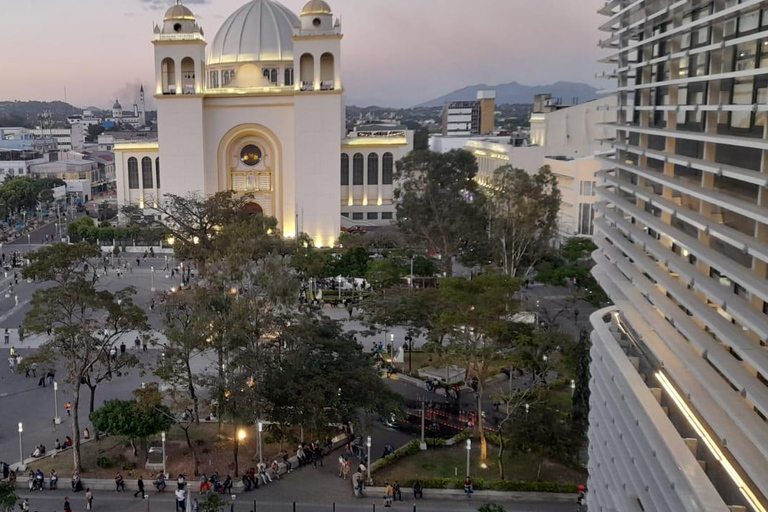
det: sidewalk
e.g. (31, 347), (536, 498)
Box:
(3, 329), (169, 350)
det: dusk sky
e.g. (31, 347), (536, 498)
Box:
(0, 0), (606, 109)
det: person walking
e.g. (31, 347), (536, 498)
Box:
(64, 402), (72, 416)
(3, 328), (9, 344)
(134, 476), (145, 499)
(115, 472), (125, 492)
(63, 497), (72, 512)
(384, 481), (394, 507)
(85, 488), (94, 510)
(175, 487), (186, 512)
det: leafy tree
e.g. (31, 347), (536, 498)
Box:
(0, 482), (19, 512)
(491, 386), (546, 480)
(329, 247), (370, 278)
(487, 165), (561, 277)
(561, 237), (597, 262)
(90, 396), (174, 460)
(83, 348), (140, 415)
(86, 124), (105, 143)
(361, 287), (444, 343)
(435, 274), (519, 461)
(263, 315), (402, 436)
(478, 504), (507, 512)
(395, 150), (487, 276)
(365, 259), (403, 289)
(197, 494), (226, 512)
(22, 243), (149, 472)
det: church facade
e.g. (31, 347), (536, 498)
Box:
(114, 0), (409, 247)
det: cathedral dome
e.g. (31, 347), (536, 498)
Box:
(164, 3), (195, 21)
(301, 0), (332, 15)
(207, 0), (300, 66)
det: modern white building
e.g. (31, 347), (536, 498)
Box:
(115, 0), (365, 247)
(589, 1), (768, 512)
(30, 124), (86, 152)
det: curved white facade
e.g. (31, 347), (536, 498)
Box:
(591, 1), (768, 511)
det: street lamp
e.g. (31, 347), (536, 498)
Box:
(27, 234), (31, 252)
(257, 422), (263, 464)
(53, 381), (62, 425)
(18, 422), (25, 471)
(571, 379), (576, 397)
(465, 438), (471, 477)
(161, 431), (167, 477)
(366, 436), (372, 484)
(151, 267), (155, 292)
(525, 403), (530, 420)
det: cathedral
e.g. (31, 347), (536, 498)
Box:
(115, 0), (412, 247)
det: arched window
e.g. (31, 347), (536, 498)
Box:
(270, 69), (278, 84)
(299, 53), (315, 90)
(142, 157), (153, 189)
(155, 157), (161, 188)
(320, 53), (334, 90)
(352, 153), (364, 185)
(284, 68), (294, 86)
(341, 154), (349, 186)
(367, 153), (379, 185)
(161, 58), (176, 95)
(128, 157), (139, 189)
(382, 152), (394, 185)
(181, 57), (195, 94)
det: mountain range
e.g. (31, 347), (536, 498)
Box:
(415, 81), (600, 107)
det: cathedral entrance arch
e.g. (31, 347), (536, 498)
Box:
(217, 124), (283, 225)
(243, 202), (264, 215)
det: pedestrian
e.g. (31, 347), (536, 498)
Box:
(338, 455), (345, 477)
(64, 402), (72, 416)
(3, 328), (8, 344)
(63, 497), (72, 512)
(115, 472), (125, 492)
(120, 342), (126, 354)
(85, 487), (93, 510)
(175, 487), (186, 512)
(463, 476), (473, 498)
(384, 481), (393, 507)
(134, 476), (145, 498)
(576, 484), (586, 511)
(142, 338), (148, 352)
(134, 336), (141, 349)
(192, 498), (199, 512)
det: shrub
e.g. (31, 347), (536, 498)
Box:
(478, 505), (507, 512)
(96, 456), (113, 468)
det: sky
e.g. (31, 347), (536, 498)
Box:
(0, 0), (607, 109)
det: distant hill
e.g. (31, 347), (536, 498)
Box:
(415, 81), (600, 108)
(0, 100), (82, 128)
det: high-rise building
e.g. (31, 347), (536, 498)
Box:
(441, 90), (496, 136)
(590, 2), (768, 512)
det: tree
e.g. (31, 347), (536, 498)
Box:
(90, 396), (174, 460)
(263, 315), (402, 436)
(435, 274), (520, 461)
(487, 165), (561, 277)
(365, 259), (403, 289)
(86, 124), (105, 143)
(570, 329), (591, 438)
(0, 482), (18, 512)
(394, 150), (487, 276)
(22, 243), (149, 472)
(83, 348), (140, 415)
(197, 494), (226, 512)
(361, 287), (444, 343)
(491, 386), (546, 480)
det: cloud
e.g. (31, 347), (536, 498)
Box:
(139, 0), (210, 10)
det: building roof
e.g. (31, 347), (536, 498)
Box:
(207, 0), (300, 66)
(164, 2), (195, 21)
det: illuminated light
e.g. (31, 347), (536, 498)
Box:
(377, 198), (383, 206)
(655, 371), (767, 512)
(474, 150), (488, 156)
(114, 143), (159, 151)
(166, 237), (175, 246)
(192, 236), (200, 245)
(237, 429), (246, 441)
(480, 463), (488, 469)
(230, 287), (238, 296)
(344, 137), (408, 147)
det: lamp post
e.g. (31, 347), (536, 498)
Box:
(161, 431), (167, 477)
(419, 400), (427, 450)
(257, 421), (263, 464)
(18, 422), (25, 471)
(27, 234), (31, 252)
(465, 438), (471, 477)
(151, 267), (155, 292)
(571, 379), (576, 397)
(366, 436), (372, 484)
(525, 403), (530, 420)
(409, 256), (414, 289)
(53, 381), (61, 425)
(389, 333), (394, 361)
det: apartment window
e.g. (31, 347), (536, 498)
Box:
(128, 157), (139, 189)
(367, 212), (378, 220)
(731, 78), (754, 129)
(341, 212), (350, 218)
(340, 154), (349, 186)
(284, 68), (294, 86)
(381, 212), (393, 220)
(579, 181), (595, 196)
(382, 153), (394, 184)
(579, 203), (594, 236)
(352, 212), (363, 220)
(142, 157), (153, 189)
(352, 153), (364, 185)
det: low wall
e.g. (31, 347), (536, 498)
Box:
(367, 486), (576, 503)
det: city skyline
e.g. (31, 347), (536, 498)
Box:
(0, 0), (606, 109)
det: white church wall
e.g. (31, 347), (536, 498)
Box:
(156, 98), (206, 198)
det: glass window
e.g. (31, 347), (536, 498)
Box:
(579, 181), (595, 196)
(155, 158), (160, 188)
(367, 153), (379, 185)
(579, 203), (594, 236)
(142, 157), (153, 189)
(731, 78), (754, 128)
(740, 9), (760, 33)
(340, 154), (349, 185)
(128, 157), (139, 189)
(367, 212), (378, 220)
(241, 145), (262, 166)
(382, 153), (394, 185)
(352, 212), (363, 220)
(735, 42), (757, 71)
(381, 212), (393, 220)
(284, 68), (294, 86)
(352, 154), (364, 185)
(270, 69), (278, 84)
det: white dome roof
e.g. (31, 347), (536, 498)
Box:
(207, 0), (300, 66)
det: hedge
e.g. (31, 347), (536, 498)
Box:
(397, 478), (578, 493)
